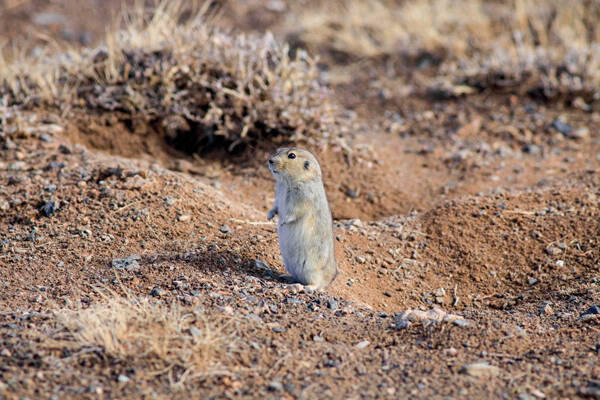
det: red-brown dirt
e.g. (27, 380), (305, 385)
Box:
(1, 1), (600, 399)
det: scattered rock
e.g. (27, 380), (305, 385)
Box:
(0, 199), (9, 211)
(453, 319), (471, 327)
(395, 307), (470, 327)
(117, 374), (130, 383)
(39, 200), (57, 217)
(58, 144), (72, 154)
(443, 347), (458, 357)
(39, 133), (53, 142)
(254, 259), (269, 270)
(355, 340), (370, 349)
(327, 300), (339, 310)
(544, 246), (561, 256)
(8, 161), (26, 171)
(570, 127), (589, 139)
(584, 305), (600, 315)
(220, 225), (231, 233)
(460, 362), (500, 378)
(150, 287), (164, 297)
(268, 380), (283, 392)
(530, 389), (546, 399)
(345, 189), (359, 198)
(528, 278), (538, 286)
(523, 144), (540, 155)
(540, 303), (553, 316)
(394, 320), (411, 330)
(551, 118), (572, 136)
(111, 255), (141, 272)
(581, 305), (600, 321)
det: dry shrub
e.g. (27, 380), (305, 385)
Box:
(0, 1), (351, 153)
(448, 0), (600, 103)
(54, 292), (235, 385)
(443, 45), (600, 104)
(287, 0), (495, 61)
(289, 0), (600, 103)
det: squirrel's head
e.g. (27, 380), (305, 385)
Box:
(268, 147), (322, 184)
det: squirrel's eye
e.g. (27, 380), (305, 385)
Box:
(288, 153), (296, 159)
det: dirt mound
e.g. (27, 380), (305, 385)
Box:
(421, 180), (600, 307)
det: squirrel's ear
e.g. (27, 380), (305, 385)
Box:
(304, 161), (310, 170)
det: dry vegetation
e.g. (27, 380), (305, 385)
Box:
(0, 1), (352, 153)
(288, 0), (600, 103)
(46, 288), (236, 387)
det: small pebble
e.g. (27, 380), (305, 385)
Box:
(528, 278), (538, 286)
(39, 200), (57, 217)
(58, 144), (71, 154)
(540, 303), (553, 316)
(268, 380), (283, 392)
(571, 127), (589, 139)
(551, 118), (572, 135)
(8, 161), (26, 171)
(345, 189), (359, 198)
(117, 374), (130, 383)
(0, 200), (9, 211)
(220, 225), (231, 233)
(111, 255), (141, 272)
(453, 319), (471, 327)
(460, 362), (500, 377)
(327, 300), (339, 310)
(523, 144), (540, 155)
(581, 305), (600, 317)
(355, 340), (370, 349)
(443, 347), (458, 356)
(254, 259), (269, 270)
(395, 320), (411, 330)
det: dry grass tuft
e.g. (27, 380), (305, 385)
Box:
(53, 290), (236, 386)
(0, 0), (352, 153)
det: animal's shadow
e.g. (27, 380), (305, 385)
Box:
(130, 247), (290, 287)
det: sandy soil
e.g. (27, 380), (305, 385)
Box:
(1, 1), (599, 399)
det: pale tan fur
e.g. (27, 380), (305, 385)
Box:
(267, 148), (337, 290)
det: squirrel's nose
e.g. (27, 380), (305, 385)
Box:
(268, 158), (274, 165)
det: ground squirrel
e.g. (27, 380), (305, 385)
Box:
(267, 147), (337, 290)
